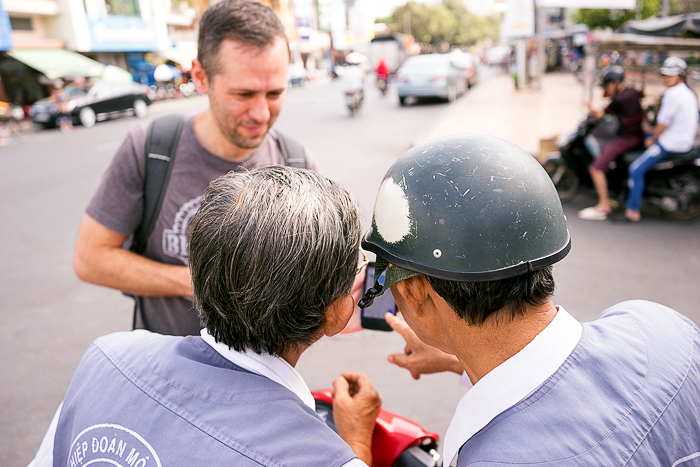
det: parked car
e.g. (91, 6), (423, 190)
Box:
(395, 54), (468, 106)
(449, 49), (479, 88)
(30, 80), (151, 128)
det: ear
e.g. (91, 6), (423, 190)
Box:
(394, 275), (431, 317)
(190, 59), (209, 94)
(323, 294), (355, 337)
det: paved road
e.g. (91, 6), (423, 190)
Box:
(2, 67), (699, 465)
(0, 74), (454, 465)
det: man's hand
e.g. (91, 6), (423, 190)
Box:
(332, 372), (381, 466)
(385, 313), (463, 379)
(74, 214), (193, 297)
(645, 123), (667, 148)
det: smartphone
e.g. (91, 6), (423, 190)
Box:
(360, 262), (397, 332)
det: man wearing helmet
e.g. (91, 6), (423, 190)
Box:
(360, 134), (700, 466)
(617, 56), (699, 222)
(578, 66), (644, 221)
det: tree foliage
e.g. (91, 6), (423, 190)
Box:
(572, 0), (660, 31)
(380, 1), (501, 47)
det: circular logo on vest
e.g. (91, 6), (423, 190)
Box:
(68, 423), (162, 467)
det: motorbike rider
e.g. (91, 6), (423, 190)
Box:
(578, 66), (644, 221)
(359, 134), (700, 466)
(342, 53), (366, 102)
(376, 58), (390, 89)
(616, 56), (699, 223)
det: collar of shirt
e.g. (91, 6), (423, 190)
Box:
(200, 329), (316, 411)
(443, 306), (582, 466)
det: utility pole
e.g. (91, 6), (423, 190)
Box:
(660, 0), (669, 17)
(403, 10), (411, 37)
(536, 5), (545, 90)
(636, 0), (643, 20)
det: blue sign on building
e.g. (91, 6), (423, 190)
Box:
(0, 0), (13, 51)
(87, 16), (158, 52)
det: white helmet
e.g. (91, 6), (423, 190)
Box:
(660, 56), (687, 77)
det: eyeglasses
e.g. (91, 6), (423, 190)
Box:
(356, 248), (369, 274)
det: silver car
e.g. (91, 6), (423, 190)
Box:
(395, 54), (468, 106)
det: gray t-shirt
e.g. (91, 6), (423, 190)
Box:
(86, 116), (318, 336)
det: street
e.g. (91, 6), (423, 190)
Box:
(2, 67), (700, 466)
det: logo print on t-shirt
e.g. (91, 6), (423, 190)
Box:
(162, 196), (202, 265)
(67, 423), (162, 467)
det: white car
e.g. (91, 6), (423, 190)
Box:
(395, 54), (468, 106)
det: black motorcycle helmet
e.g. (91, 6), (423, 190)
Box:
(600, 66), (625, 87)
(359, 135), (570, 307)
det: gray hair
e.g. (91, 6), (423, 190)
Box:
(197, 0), (287, 78)
(189, 167), (364, 356)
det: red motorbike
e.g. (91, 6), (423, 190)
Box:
(313, 389), (442, 467)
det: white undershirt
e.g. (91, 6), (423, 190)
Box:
(443, 306), (583, 466)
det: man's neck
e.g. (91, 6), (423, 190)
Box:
(193, 110), (257, 162)
(448, 301), (558, 385)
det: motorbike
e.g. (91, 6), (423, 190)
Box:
(542, 115), (700, 220)
(346, 90), (363, 116)
(313, 389), (442, 467)
(377, 78), (389, 96)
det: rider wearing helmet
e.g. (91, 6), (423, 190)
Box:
(579, 66), (644, 221)
(361, 134), (700, 466)
(617, 56), (699, 222)
(342, 52), (366, 97)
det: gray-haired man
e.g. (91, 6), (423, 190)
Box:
(30, 167), (380, 466)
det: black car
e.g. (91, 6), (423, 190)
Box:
(30, 80), (151, 128)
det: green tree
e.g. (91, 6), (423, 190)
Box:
(385, 0), (500, 47)
(573, 0), (659, 31)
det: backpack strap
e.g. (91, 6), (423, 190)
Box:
(130, 113), (185, 255)
(273, 128), (307, 168)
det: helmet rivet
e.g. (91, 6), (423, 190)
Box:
(433, 249), (442, 258)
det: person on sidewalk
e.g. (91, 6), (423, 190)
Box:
(51, 80), (73, 134)
(73, 0), (319, 336)
(616, 57), (699, 223)
(578, 66), (644, 221)
(359, 134), (700, 467)
(29, 167), (381, 467)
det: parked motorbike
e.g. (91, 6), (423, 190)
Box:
(346, 90), (363, 116)
(543, 115), (700, 220)
(313, 389), (441, 467)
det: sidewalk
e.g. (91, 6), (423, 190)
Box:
(419, 71), (602, 156)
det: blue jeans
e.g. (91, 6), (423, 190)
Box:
(626, 143), (671, 211)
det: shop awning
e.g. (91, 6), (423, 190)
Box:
(625, 13), (700, 38)
(7, 49), (105, 80)
(597, 32), (700, 53)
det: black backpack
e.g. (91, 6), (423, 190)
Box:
(129, 114), (307, 255)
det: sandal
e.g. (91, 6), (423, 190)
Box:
(578, 207), (608, 221)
